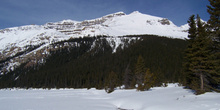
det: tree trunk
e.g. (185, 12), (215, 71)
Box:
(200, 73), (204, 91)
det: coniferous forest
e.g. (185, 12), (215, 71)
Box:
(0, 35), (187, 91)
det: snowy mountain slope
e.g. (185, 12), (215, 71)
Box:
(0, 25), (69, 54)
(0, 11), (189, 74)
(101, 11), (187, 38)
(45, 11), (188, 38)
(0, 84), (219, 110)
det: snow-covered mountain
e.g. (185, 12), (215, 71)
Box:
(44, 11), (188, 38)
(0, 11), (188, 74)
(0, 11), (188, 50)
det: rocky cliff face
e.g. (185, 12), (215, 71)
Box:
(44, 12), (126, 36)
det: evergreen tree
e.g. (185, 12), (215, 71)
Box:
(184, 15), (217, 94)
(207, 0), (220, 41)
(123, 63), (133, 89)
(105, 71), (118, 93)
(183, 15), (197, 87)
(207, 0), (220, 89)
(191, 15), (211, 93)
(135, 55), (146, 88)
(143, 69), (156, 90)
(187, 15), (197, 40)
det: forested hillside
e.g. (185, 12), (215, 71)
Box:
(0, 35), (187, 90)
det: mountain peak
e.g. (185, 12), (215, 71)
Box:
(130, 11), (142, 14)
(127, 11), (163, 20)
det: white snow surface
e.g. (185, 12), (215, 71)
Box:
(0, 83), (219, 110)
(101, 11), (187, 39)
(0, 25), (69, 50)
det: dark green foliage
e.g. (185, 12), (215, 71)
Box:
(123, 63), (133, 89)
(105, 71), (119, 93)
(182, 15), (196, 86)
(187, 15), (197, 40)
(207, 0), (220, 89)
(207, 0), (220, 41)
(0, 35), (187, 90)
(135, 55), (146, 86)
(183, 0), (220, 94)
(137, 68), (156, 91)
(143, 69), (156, 90)
(192, 15), (212, 93)
(183, 14), (219, 94)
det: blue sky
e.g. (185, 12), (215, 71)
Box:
(0, 0), (210, 29)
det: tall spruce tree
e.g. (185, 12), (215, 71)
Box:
(207, 0), (220, 89)
(191, 15), (211, 92)
(184, 15), (217, 94)
(183, 15), (197, 87)
(143, 69), (156, 90)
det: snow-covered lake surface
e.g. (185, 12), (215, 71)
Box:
(0, 84), (219, 110)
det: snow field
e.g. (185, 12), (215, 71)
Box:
(0, 83), (219, 110)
